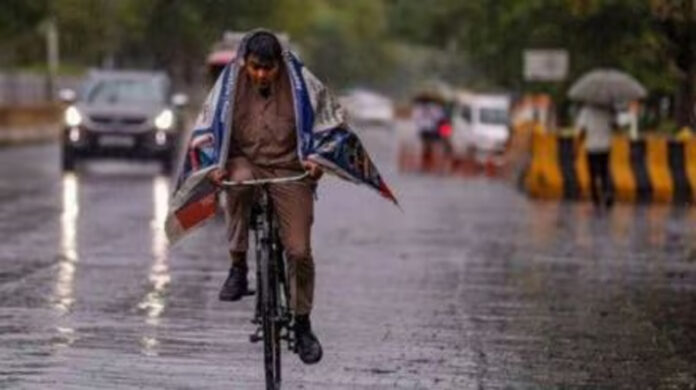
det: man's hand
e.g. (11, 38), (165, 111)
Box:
(302, 160), (324, 180)
(208, 168), (227, 185)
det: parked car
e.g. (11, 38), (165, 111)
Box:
(59, 70), (188, 173)
(450, 91), (511, 157)
(339, 88), (394, 126)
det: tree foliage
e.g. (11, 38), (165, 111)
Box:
(0, 0), (694, 124)
(0, 0), (49, 65)
(389, 0), (694, 125)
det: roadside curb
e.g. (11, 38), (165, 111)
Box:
(0, 125), (59, 147)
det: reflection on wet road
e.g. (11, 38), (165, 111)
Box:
(0, 128), (695, 388)
(56, 173), (79, 314)
(138, 175), (170, 356)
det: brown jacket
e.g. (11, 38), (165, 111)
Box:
(229, 66), (301, 170)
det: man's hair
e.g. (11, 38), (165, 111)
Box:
(245, 32), (282, 64)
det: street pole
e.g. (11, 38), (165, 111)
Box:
(45, 18), (60, 102)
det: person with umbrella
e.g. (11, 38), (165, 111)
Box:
(569, 69), (647, 209)
(575, 102), (616, 208)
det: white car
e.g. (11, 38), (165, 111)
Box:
(339, 89), (394, 126)
(451, 92), (511, 157)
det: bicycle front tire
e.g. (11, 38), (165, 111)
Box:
(259, 229), (282, 389)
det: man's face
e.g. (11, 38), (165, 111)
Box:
(244, 54), (280, 94)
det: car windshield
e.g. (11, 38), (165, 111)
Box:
(86, 78), (164, 105)
(480, 108), (508, 125)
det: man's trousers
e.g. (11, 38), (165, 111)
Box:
(224, 157), (315, 315)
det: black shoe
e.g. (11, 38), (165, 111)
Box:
(295, 316), (323, 364)
(218, 266), (248, 302)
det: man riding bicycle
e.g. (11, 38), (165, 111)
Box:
(166, 29), (397, 370)
(215, 31), (323, 365)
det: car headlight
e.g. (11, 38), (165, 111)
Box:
(154, 109), (174, 130)
(68, 128), (81, 143)
(64, 106), (82, 127)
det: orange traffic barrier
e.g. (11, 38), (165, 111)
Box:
(524, 131), (563, 199)
(610, 136), (637, 202)
(645, 136), (673, 202)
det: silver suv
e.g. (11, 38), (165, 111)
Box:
(60, 70), (188, 173)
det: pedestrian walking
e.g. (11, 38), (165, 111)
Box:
(576, 103), (615, 208)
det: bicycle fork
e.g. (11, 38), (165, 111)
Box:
(248, 237), (297, 353)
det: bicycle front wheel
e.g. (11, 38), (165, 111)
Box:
(259, 234), (282, 389)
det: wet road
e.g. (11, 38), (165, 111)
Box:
(1, 124), (695, 389)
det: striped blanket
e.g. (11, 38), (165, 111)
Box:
(165, 31), (397, 244)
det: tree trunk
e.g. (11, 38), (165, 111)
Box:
(674, 0), (696, 128)
(674, 69), (695, 128)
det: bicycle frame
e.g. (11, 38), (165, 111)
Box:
(220, 172), (308, 390)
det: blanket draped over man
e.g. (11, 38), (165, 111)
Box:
(165, 32), (397, 243)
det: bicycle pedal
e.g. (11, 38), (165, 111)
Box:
(249, 334), (262, 343)
(245, 289), (256, 296)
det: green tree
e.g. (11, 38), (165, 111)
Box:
(387, 0), (691, 125)
(650, 0), (696, 127)
(269, 0), (395, 89)
(0, 0), (49, 66)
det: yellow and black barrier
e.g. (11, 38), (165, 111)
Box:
(523, 131), (696, 204)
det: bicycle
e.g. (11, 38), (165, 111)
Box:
(220, 172), (309, 390)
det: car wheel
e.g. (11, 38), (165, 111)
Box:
(62, 145), (76, 172)
(160, 154), (173, 174)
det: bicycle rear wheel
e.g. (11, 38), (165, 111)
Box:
(258, 224), (282, 389)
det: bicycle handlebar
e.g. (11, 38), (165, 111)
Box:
(219, 171), (310, 187)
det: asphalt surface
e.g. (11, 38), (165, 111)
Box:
(1, 123), (695, 389)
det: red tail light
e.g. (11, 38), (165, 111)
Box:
(438, 122), (452, 138)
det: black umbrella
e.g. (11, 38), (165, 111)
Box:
(568, 68), (647, 105)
